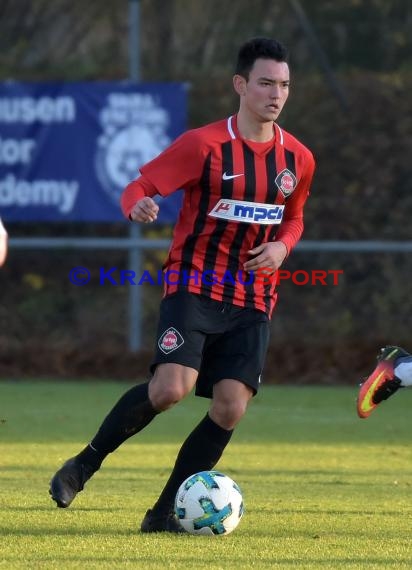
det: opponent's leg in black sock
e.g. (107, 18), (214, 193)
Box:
(151, 413), (233, 514)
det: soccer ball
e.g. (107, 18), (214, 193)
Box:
(175, 470), (244, 536)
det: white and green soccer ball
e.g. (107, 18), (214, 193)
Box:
(175, 470), (244, 536)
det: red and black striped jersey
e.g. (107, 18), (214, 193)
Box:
(134, 115), (315, 317)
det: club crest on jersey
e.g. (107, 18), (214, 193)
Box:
(209, 199), (284, 225)
(275, 169), (297, 197)
(158, 327), (184, 354)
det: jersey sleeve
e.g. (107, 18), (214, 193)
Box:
(120, 176), (157, 219)
(139, 129), (206, 197)
(275, 151), (315, 255)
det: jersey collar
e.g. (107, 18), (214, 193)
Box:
(227, 115), (284, 146)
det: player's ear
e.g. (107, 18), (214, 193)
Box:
(233, 74), (247, 96)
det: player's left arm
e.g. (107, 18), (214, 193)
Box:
(244, 152), (315, 272)
(243, 241), (287, 272)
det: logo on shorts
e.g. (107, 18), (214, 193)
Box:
(275, 168), (297, 197)
(158, 327), (184, 354)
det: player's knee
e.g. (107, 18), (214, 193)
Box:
(149, 364), (197, 411)
(210, 399), (248, 430)
(149, 380), (189, 411)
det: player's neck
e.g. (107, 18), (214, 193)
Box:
(235, 112), (274, 143)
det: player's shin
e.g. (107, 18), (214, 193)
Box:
(49, 383), (159, 508)
(88, 382), (159, 462)
(150, 413), (233, 515)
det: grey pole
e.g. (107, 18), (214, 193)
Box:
(128, 0), (142, 351)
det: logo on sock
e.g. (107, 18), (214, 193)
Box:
(158, 327), (184, 354)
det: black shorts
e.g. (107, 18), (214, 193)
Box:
(150, 292), (270, 399)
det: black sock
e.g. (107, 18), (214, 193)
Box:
(77, 382), (159, 467)
(151, 413), (233, 515)
(75, 443), (105, 472)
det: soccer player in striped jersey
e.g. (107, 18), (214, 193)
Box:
(50, 37), (316, 532)
(357, 346), (412, 418)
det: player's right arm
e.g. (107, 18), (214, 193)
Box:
(120, 129), (206, 223)
(130, 196), (159, 223)
(121, 176), (159, 223)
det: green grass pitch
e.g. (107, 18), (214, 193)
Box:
(1, 381), (412, 569)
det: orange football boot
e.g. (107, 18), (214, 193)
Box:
(357, 346), (409, 419)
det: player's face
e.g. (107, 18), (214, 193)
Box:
(237, 58), (290, 123)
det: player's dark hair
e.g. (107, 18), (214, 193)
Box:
(235, 37), (288, 79)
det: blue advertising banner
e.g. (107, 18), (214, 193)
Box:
(0, 82), (186, 222)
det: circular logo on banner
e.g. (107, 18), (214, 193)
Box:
(95, 93), (171, 205)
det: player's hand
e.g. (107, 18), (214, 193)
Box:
(243, 241), (287, 272)
(130, 197), (159, 223)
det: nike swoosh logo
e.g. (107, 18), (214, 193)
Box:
(359, 349), (399, 414)
(222, 172), (244, 180)
(360, 369), (385, 413)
